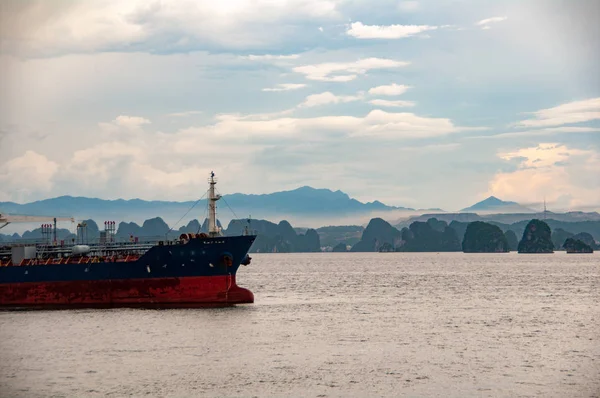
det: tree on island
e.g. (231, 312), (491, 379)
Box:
(518, 219), (554, 253)
(563, 238), (594, 253)
(462, 221), (509, 253)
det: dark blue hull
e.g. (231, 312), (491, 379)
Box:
(0, 235), (255, 284)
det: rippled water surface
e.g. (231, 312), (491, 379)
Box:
(1, 252), (599, 397)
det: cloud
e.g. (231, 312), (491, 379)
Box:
(369, 99), (416, 108)
(476, 16), (507, 29)
(199, 108), (477, 140)
(243, 54), (301, 61)
(52, 107), (474, 200)
(0, 1), (342, 57)
(262, 83), (307, 92)
(0, 151), (58, 202)
(498, 143), (582, 168)
(468, 126), (600, 140)
(350, 110), (476, 138)
(6, 107), (467, 203)
(515, 98), (600, 128)
(113, 115), (151, 130)
(368, 83), (411, 96)
(488, 143), (600, 210)
(299, 92), (364, 107)
(62, 140), (211, 196)
(293, 58), (409, 82)
(366, 84), (414, 107)
(0, 101), (478, 201)
(347, 22), (437, 39)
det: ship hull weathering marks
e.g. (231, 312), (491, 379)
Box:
(0, 172), (257, 309)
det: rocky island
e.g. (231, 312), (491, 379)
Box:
(462, 221), (509, 253)
(396, 218), (461, 252)
(563, 238), (594, 253)
(517, 219), (554, 253)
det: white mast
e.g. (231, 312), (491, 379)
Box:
(208, 171), (222, 237)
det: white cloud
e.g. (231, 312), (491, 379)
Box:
(262, 83), (307, 92)
(244, 54), (301, 61)
(64, 141), (211, 195)
(0, 151), (59, 202)
(515, 98), (600, 128)
(350, 110), (470, 138)
(468, 126), (600, 140)
(113, 115), (151, 130)
(498, 142), (578, 168)
(476, 16), (507, 29)
(368, 83), (411, 96)
(369, 99), (416, 108)
(488, 143), (600, 210)
(293, 58), (409, 82)
(0, 106), (476, 201)
(299, 92), (364, 107)
(197, 108), (476, 140)
(347, 22), (437, 39)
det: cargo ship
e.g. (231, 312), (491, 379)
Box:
(0, 172), (256, 309)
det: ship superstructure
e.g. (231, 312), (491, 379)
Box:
(0, 172), (256, 308)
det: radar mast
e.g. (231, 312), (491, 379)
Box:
(208, 171), (222, 237)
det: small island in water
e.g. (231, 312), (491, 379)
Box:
(518, 219), (554, 253)
(563, 238), (594, 253)
(462, 221), (509, 253)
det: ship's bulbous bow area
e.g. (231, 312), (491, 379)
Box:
(227, 275), (254, 304)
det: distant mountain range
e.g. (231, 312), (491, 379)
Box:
(0, 186), (417, 232)
(1, 188), (597, 234)
(460, 196), (536, 213)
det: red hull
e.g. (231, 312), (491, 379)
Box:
(0, 275), (254, 309)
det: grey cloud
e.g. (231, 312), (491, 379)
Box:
(1, 0), (344, 58)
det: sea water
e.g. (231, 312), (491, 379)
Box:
(0, 252), (598, 397)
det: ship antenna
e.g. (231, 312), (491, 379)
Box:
(208, 171), (222, 237)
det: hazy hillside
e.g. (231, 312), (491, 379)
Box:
(460, 196), (536, 213)
(396, 211), (600, 229)
(0, 186), (417, 233)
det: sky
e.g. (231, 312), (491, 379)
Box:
(0, 0), (599, 213)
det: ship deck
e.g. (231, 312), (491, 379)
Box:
(0, 240), (169, 266)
